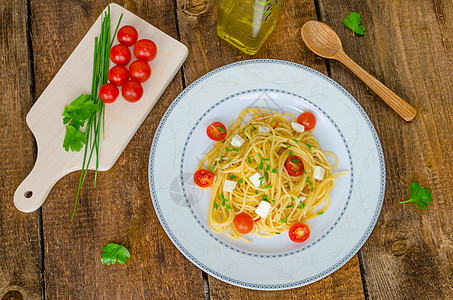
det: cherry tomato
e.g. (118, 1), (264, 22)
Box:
(134, 39), (157, 61)
(233, 213), (254, 235)
(284, 155), (304, 176)
(99, 83), (119, 103)
(108, 65), (129, 86)
(297, 112), (317, 131)
(129, 60), (151, 83)
(288, 223), (310, 243)
(110, 44), (131, 65)
(206, 122), (227, 141)
(121, 80), (143, 102)
(194, 169), (214, 188)
(117, 25), (138, 47)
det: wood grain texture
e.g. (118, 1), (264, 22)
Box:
(0, 0), (42, 299)
(176, 0), (365, 297)
(316, 0), (453, 299)
(30, 0), (203, 298)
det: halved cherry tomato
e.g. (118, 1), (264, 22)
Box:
(129, 60), (151, 83)
(99, 83), (119, 103)
(121, 80), (143, 102)
(288, 223), (310, 243)
(297, 112), (316, 131)
(233, 213), (254, 235)
(206, 122), (227, 141)
(134, 39), (157, 61)
(284, 155), (304, 176)
(108, 65), (129, 86)
(117, 25), (138, 47)
(194, 169), (214, 188)
(110, 44), (131, 65)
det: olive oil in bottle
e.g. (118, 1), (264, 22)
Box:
(217, 0), (282, 55)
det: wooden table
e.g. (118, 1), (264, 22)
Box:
(1, 0), (452, 299)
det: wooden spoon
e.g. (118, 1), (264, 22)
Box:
(301, 21), (416, 121)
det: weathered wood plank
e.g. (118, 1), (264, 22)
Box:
(30, 0), (204, 298)
(0, 0), (42, 299)
(175, 0), (365, 297)
(317, 0), (453, 299)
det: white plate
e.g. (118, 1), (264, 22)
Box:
(148, 60), (385, 290)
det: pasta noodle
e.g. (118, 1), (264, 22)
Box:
(196, 107), (346, 241)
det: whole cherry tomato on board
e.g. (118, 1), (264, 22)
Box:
(134, 39), (157, 61)
(110, 44), (131, 65)
(121, 80), (143, 102)
(296, 112), (316, 131)
(284, 155), (304, 176)
(108, 65), (129, 86)
(194, 169), (214, 188)
(99, 83), (119, 103)
(117, 25), (138, 47)
(129, 60), (151, 83)
(288, 223), (310, 243)
(206, 122), (227, 141)
(233, 213), (254, 234)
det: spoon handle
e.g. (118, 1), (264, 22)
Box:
(335, 50), (416, 121)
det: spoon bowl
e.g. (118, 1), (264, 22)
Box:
(301, 21), (343, 59)
(301, 21), (416, 121)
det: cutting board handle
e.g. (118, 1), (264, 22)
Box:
(14, 153), (68, 213)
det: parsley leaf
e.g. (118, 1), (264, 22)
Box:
(101, 243), (131, 265)
(63, 125), (87, 152)
(343, 12), (366, 36)
(400, 182), (432, 209)
(62, 94), (100, 152)
(62, 94), (99, 130)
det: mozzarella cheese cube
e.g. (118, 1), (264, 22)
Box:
(255, 201), (272, 219)
(231, 134), (245, 148)
(313, 166), (326, 180)
(297, 196), (307, 202)
(249, 172), (262, 188)
(258, 125), (270, 133)
(223, 180), (237, 193)
(291, 122), (305, 133)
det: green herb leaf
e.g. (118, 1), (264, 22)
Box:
(237, 179), (244, 183)
(101, 243), (130, 265)
(62, 94), (99, 130)
(218, 126), (226, 133)
(272, 168), (277, 173)
(63, 125), (88, 152)
(343, 12), (366, 36)
(214, 202), (219, 209)
(317, 211), (324, 215)
(400, 182), (432, 209)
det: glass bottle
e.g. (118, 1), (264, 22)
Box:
(217, 0), (282, 55)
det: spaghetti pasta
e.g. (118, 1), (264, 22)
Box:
(196, 107), (346, 242)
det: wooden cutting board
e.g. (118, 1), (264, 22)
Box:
(14, 3), (188, 213)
